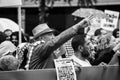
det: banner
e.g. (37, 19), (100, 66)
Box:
(0, 0), (22, 7)
(54, 58), (76, 80)
(22, 0), (120, 7)
(101, 10), (119, 31)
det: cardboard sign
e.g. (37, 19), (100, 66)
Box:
(54, 58), (76, 80)
(0, 0), (22, 7)
(101, 10), (119, 31)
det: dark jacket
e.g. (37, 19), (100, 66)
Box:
(91, 48), (115, 65)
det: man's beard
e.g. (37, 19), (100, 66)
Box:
(81, 48), (90, 58)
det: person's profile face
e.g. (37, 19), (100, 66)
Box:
(4, 30), (12, 36)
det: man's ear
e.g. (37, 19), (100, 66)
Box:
(78, 45), (83, 52)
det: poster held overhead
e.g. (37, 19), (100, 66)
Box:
(101, 10), (119, 31)
(72, 8), (107, 19)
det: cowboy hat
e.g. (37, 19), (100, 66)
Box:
(32, 23), (55, 39)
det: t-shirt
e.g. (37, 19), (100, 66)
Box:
(70, 55), (92, 67)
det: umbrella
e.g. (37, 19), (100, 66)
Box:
(72, 8), (108, 19)
(0, 18), (22, 32)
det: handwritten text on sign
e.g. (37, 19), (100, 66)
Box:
(101, 10), (119, 31)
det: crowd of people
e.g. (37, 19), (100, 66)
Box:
(0, 15), (120, 71)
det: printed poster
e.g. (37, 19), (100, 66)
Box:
(101, 10), (119, 31)
(54, 58), (76, 80)
(96, 34), (112, 50)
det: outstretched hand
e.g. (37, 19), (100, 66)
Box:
(78, 15), (94, 28)
(73, 15), (94, 30)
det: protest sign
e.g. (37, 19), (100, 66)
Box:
(101, 10), (119, 31)
(54, 58), (76, 80)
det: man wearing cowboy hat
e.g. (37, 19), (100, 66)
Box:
(25, 16), (92, 69)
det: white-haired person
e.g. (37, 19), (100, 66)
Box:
(0, 55), (20, 71)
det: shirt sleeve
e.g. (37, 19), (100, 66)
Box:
(32, 27), (77, 61)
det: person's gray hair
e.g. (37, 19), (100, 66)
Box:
(0, 55), (20, 71)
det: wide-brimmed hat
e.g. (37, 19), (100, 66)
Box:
(32, 23), (55, 39)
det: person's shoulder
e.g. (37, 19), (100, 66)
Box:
(2, 41), (16, 50)
(1, 41), (14, 45)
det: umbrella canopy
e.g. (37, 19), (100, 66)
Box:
(72, 8), (108, 19)
(0, 18), (21, 32)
